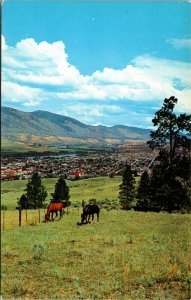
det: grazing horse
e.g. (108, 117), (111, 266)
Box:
(81, 204), (100, 224)
(45, 202), (64, 222)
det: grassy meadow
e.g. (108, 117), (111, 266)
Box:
(1, 177), (191, 299)
(1, 176), (122, 211)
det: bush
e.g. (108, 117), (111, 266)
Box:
(71, 202), (81, 208)
(32, 242), (45, 260)
(97, 198), (120, 211)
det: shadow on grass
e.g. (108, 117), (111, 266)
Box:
(76, 221), (93, 226)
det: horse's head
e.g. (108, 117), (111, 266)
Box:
(81, 213), (86, 224)
(45, 213), (50, 222)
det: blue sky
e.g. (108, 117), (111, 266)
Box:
(2, 1), (191, 128)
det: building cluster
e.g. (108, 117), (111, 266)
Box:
(1, 146), (155, 181)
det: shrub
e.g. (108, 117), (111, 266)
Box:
(32, 242), (45, 260)
(97, 198), (120, 210)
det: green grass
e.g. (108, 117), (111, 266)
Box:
(1, 177), (191, 299)
(1, 140), (45, 152)
(1, 210), (191, 299)
(1, 176), (122, 210)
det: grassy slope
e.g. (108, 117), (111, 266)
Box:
(1, 177), (122, 210)
(1, 177), (191, 299)
(1, 211), (191, 299)
(1, 139), (61, 153)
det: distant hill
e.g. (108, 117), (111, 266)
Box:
(1, 107), (150, 146)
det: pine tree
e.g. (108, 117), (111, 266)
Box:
(148, 96), (191, 165)
(17, 194), (29, 210)
(52, 176), (70, 206)
(118, 165), (135, 210)
(25, 172), (47, 209)
(147, 97), (191, 212)
(149, 166), (190, 213)
(135, 171), (150, 211)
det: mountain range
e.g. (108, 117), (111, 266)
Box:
(2, 107), (151, 146)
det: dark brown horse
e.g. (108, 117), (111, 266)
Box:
(81, 204), (100, 224)
(45, 202), (64, 221)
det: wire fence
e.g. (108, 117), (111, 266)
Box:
(1, 207), (82, 232)
(1, 208), (44, 231)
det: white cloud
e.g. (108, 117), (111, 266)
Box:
(2, 81), (42, 105)
(2, 35), (7, 51)
(2, 36), (85, 89)
(61, 104), (124, 119)
(2, 35), (191, 117)
(57, 54), (191, 113)
(167, 38), (191, 49)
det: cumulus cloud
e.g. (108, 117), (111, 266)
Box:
(2, 81), (42, 105)
(56, 54), (191, 112)
(2, 35), (7, 51)
(59, 102), (126, 125)
(2, 36), (85, 89)
(61, 103), (124, 118)
(2, 35), (191, 127)
(167, 38), (191, 49)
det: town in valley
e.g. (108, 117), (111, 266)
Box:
(1, 142), (156, 181)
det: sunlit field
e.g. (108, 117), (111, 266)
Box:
(1, 177), (191, 299)
(1, 177), (122, 211)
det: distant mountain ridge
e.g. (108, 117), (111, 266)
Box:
(2, 106), (150, 145)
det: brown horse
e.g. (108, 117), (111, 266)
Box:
(45, 202), (64, 222)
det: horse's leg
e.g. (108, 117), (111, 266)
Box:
(86, 214), (89, 223)
(92, 213), (94, 222)
(51, 212), (54, 221)
(89, 214), (92, 223)
(97, 212), (99, 222)
(88, 214), (93, 223)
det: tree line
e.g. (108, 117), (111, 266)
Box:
(119, 97), (191, 213)
(17, 175), (70, 210)
(18, 97), (190, 213)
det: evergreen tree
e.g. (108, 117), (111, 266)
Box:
(25, 172), (47, 208)
(17, 194), (29, 210)
(52, 176), (70, 207)
(118, 165), (135, 210)
(135, 171), (150, 211)
(148, 96), (191, 165)
(174, 155), (191, 182)
(149, 172), (190, 213)
(147, 97), (191, 212)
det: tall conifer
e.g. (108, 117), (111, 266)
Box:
(52, 176), (70, 206)
(25, 172), (47, 208)
(118, 165), (135, 210)
(136, 171), (150, 211)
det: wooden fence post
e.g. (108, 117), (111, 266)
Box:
(3, 210), (5, 231)
(38, 208), (41, 223)
(1, 205), (7, 231)
(19, 209), (22, 227)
